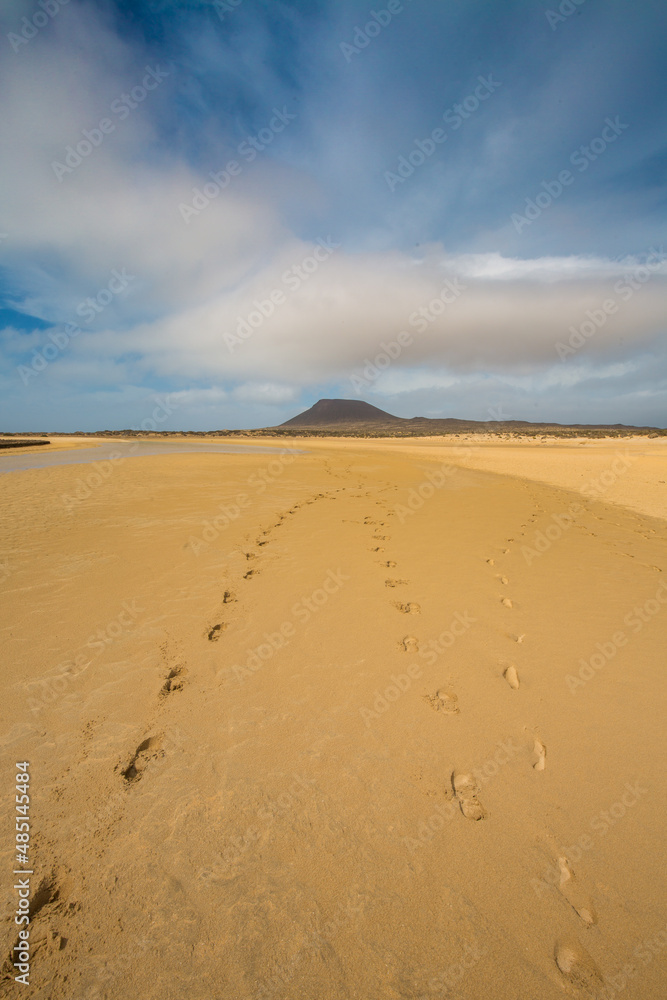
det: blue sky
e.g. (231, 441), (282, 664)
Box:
(0, 0), (665, 430)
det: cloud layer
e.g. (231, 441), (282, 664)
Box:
(0, 0), (665, 429)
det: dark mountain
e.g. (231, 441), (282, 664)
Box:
(15, 403), (662, 440)
(280, 398), (402, 427)
(269, 399), (663, 438)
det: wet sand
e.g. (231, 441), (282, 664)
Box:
(0, 438), (297, 472)
(1, 438), (665, 999)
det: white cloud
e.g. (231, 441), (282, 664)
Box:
(0, 1), (665, 431)
(440, 251), (667, 282)
(71, 245), (664, 386)
(0, 7), (288, 323)
(232, 383), (298, 405)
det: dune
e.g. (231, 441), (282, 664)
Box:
(1, 437), (665, 999)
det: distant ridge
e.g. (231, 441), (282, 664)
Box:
(5, 401), (663, 439)
(280, 398), (402, 427)
(265, 398), (664, 438)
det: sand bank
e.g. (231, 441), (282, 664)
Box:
(1, 440), (665, 998)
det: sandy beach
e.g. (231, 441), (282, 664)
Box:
(1, 437), (666, 999)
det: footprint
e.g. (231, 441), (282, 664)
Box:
(504, 665), (520, 689)
(27, 875), (61, 920)
(370, 546), (385, 553)
(120, 736), (164, 783)
(486, 558), (495, 566)
(401, 636), (419, 653)
(554, 939), (603, 992)
(223, 590), (236, 603)
(533, 738), (547, 771)
(243, 569), (257, 580)
(160, 665), (186, 698)
(1, 873), (71, 975)
(395, 602), (421, 614)
(385, 579), (408, 587)
(558, 858), (597, 926)
(385, 560), (397, 568)
(498, 576), (509, 585)
(373, 535), (389, 541)
(424, 689), (459, 714)
(501, 597), (513, 608)
(207, 623), (227, 642)
(451, 771), (486, 821)
(514, 633), (525, 644)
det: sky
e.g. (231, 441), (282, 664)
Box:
(0, 0), (666, 431)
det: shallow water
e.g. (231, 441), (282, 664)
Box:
(0, 439), (297, 473)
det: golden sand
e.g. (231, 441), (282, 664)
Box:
(1, 437), (665, 998)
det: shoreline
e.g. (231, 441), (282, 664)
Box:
(2, 433), (664, 521)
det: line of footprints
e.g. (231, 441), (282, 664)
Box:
(116, 492), (343, 788)
(486, 548), (547, 777)
(117, 497), (600, 991)
(486, 553), (530, 698)
(516, 504), (603, 990)
(369, 520), (546, 823)
(375, 519), (603, 992)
